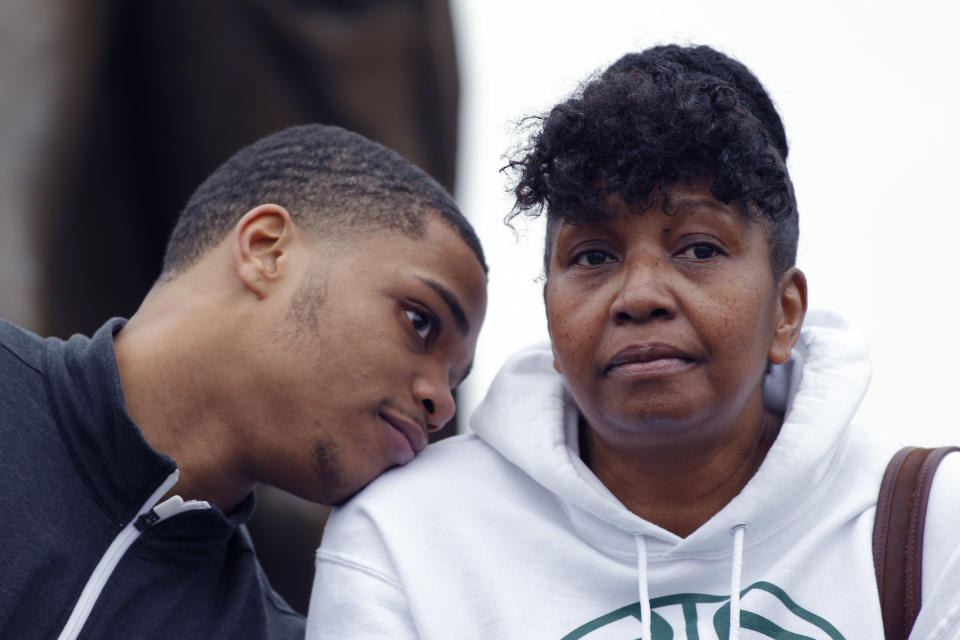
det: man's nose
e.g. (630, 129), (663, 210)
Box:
(413, 372), (456, 432)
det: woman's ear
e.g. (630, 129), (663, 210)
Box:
(768, 267), (808, 365)
(233, 204), (295, 298)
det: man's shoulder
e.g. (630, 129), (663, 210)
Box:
(0, 317), (44, 374)
(0, 319), (50, 416)
(238, 527), (307, 638)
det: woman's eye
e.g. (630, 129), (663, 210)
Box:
(405, 309), (433, 340)
(679, 243), (721, 260)
(574, 250), (613, 266)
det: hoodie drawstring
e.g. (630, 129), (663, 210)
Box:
(634, 526), (745, 640)
(634, 535), (651, 640)
(729, 524), (746, 640)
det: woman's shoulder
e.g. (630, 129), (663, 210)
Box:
(332, 433), (531, 519)
(376, 432), (512, 487)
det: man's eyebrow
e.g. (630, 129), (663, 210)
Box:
(420, 277), (470, 335)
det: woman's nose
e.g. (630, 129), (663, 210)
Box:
(609, 254), (677, 324)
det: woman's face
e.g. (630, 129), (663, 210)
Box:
(545, 181), (803, 451)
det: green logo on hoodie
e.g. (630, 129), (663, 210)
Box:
(562, 581), (846, 639)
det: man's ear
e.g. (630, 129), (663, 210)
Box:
(233, 204), (295, 298)
(768, 267), (808, 365)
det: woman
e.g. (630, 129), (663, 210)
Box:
(306, 45), (960, 639)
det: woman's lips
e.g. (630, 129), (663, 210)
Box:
(604, 344), (696, 376)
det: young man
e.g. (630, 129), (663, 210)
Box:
(0, 124), (487, 639)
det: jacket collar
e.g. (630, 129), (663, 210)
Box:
(43, 318), (253, 550)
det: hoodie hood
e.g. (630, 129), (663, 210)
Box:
(470, 310), (872, 558)
(311, 309), (927, 639)
(470, 310), (874, 639)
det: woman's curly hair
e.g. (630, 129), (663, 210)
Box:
(507, 44), (799, 277)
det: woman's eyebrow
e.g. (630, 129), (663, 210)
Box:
(418, 277), (470, 335)
(670, 195), (736, 218)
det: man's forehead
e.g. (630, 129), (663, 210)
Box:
(309, 217), (486, 311)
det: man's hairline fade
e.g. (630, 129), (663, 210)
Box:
(158, 124), (487, 284)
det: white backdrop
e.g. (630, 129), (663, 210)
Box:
(451, 0), (960, 446)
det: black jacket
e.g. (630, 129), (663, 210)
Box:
(0, 318), (304, 639)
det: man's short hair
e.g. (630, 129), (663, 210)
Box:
(507, 44), (798, 278)
(162, 124), (486, 278)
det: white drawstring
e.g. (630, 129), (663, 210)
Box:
(729, 524), (747, 640)
(635, 535), (651, 640)
(634, 526), (746, 640)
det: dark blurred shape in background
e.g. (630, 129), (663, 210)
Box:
(38, 0), (459, 339)
(3, 0), (460, 615)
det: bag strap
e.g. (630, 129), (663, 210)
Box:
(873, 445), (959, 640)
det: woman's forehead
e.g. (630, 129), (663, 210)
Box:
(549, 183), (754, 234)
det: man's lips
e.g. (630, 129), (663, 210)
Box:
(604, 344), (697, 376)
(379, 411), (428, 455)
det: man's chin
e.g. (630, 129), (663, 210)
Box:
(317, 472), (379, 507)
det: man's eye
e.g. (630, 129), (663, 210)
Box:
(679, 243), (721, 260)
(574, 250), (613, 266)
(405, 309), (433, 340)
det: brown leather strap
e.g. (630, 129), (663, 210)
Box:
(873, 446), (959, 640)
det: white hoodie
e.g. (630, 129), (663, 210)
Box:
(307, 312), (960, 639)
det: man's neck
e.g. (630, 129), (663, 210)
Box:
(113, 290), (256, 514)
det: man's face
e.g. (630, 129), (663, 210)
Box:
(252, 217), (487, 504)
(545, 181), (790, 451)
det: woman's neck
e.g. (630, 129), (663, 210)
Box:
(580, 410), (782, 537)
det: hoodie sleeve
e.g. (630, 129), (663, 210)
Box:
(909, 548), (960, 639)
(305, 507), (419, 639)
